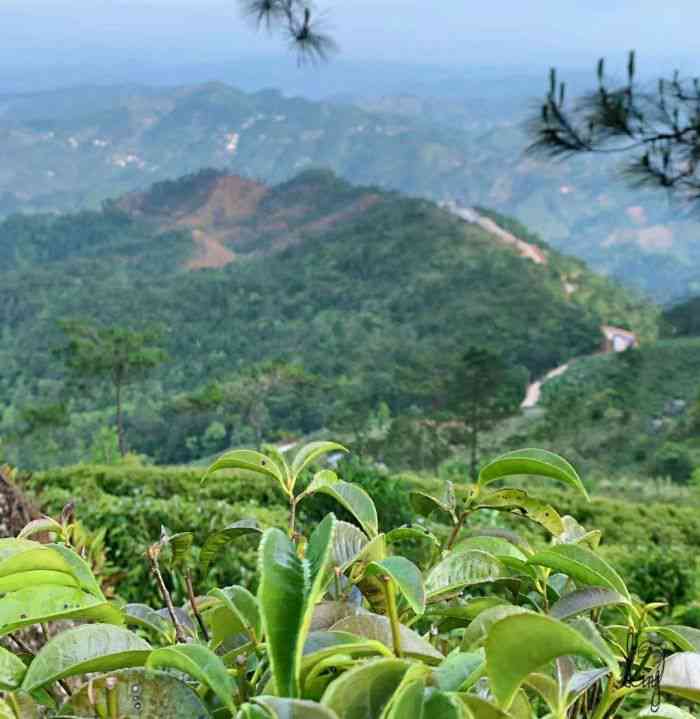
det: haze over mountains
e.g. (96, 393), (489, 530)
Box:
(1, 78), (697, 303)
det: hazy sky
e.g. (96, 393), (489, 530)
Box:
(3, 1), (700, 88)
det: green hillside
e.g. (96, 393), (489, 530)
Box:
(0, 170), (657, 468)
(1, 82), (700, 301)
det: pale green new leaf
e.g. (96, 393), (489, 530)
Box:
(0, 644), (26, 691)
(426, 550), (510, 601)
(210, 585), (261, 642)
(17, 516), (64, 541)
(258, 515), (336, 697)
(364, 557), (425, 615)
(0, 585), (122, 636)
(384, 678), (426, 719)
(385, 525), (440, 550)
(0, 538), (41, 563)
(475, 489), (564, 535)
(659, 652), (700, 703)
(200, 519), (262, 572)
(549, 587), (630, 620)
(432, 650), (485, 691)
(479, 449), (588, 499)
(528, 544), (629, 598)
(22, 624), (150, 693)
(485, 614), (612, 708)
(453, 536), (527, 562)
(0, 570), (80, 593)
(304, 471), (378, 538)
(459, 695), (511, 719)
(203, 449), (287, 492)
(409, 482), (457, 523)
(292, 442), (348, 482)
(147, 643), (235, 713)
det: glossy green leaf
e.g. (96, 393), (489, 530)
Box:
(433, 650), (485, 691)
(409, 482), (457, 523)
(479, 448), (588, 500)
(210, 585), (261, 642)
(203, 449), (287, 491)
(423, 688), (470, 718)
(485, 613), (612, 708)
(253, 696), (341, 718)
(259, 515), (336, 697)
(385, 525), (440, 549)
(147, 643), (235, 713)
(555, 516), (602, 549)
(426, 598), (511, 631)
(549, 587), (630, 620)
(321, 657), (412, 718)
(0, 698), (14, 719)
(462, 606), (533, 649)
(200, 520), (262, 572)
(459, 695), (511, 719)
(48, 544), (105, 598)
(60, 667), (212, 718)
(528, 544), (629, 598)
(304, 471), (377, 538)
(292, 442), (348, 481)
(330, 521), (368, 571)
(0, 585), (122, 636)
(650, 626), (700, 652)
(0, 644), (26, 691)
(384, 678), (426, 719)
(426, 550), (510, 600)
(0, 538), (41, 563)
(659, 652), (700, 703)
(453, 536), (527, 562)
(124, 603), (175, 643)
(567, 617), (619, 673)
(364, 557), (425, 615)
(22, 624), (150, 693)
(0, 570), (80, 593)
(17, 516), (64, 541)
(329, 614), (443, 663)
(163, 531), (193, 567)
(524, 673), (560, 713)
(476, 489), (564, 535)
(639, 704), (696, 719)
(310, 603), (367, 632)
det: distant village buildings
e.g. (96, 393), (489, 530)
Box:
(601, 325), (638, 353)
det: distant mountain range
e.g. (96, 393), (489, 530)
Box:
(1, 82), (699, 303)
(0, 169), (658, 467)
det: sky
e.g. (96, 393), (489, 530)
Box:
(2, 1), (700, 92)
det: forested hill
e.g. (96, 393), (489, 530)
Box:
(2, 82), (700, 301)
(0, 169), (658, 467)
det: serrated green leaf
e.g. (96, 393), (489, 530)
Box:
(330, 522), (368, 571)
(409, 483), (457, 523)
(364, 557), (425, 615)
(200, 520), (262, 572)
(476, 489), (564, 535)
(329, 614), (443, 663)
(292, 442), (348, 482)
(453, 536), (527, 562)
(479, 449), (588, 500)
(203, 449), (287, 492)
(320, 657), (413, 718)
(22, 624), (150, 693)
(462, 606), (533, 650)
(485, 614), (611, 708)
(124, 603), (175, 643)
(147, 643), (235, 712)
(385, 525), (440, 549)
(253, 696), (340, 718)
(528, 545), (629, 598)
(433, 650), (485, 692)
(49, 544), (105, 598)
(650, 626), (700, 652)
(0, 585), (122, 636)
(550, 587), (630, 620)
(426, 550), (510, 601)
(304, 471), (377, 538)
(0, 644), (26, 691)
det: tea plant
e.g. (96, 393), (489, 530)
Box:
(1, 442), (700, 718)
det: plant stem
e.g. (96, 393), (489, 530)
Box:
(106, 676), (119, 719)
(185, 570), (209, 642)
(446, 511), (468, 550)
(147, 546), (187, 643)
(382, 576), (402, 658)
(288, 496), (297, 540)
